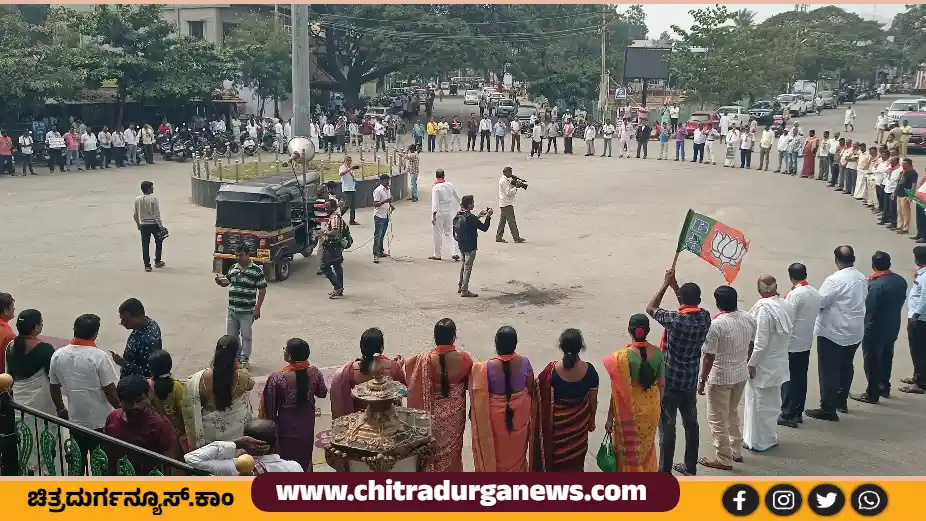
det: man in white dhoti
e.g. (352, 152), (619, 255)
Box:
(744, 275), (794, 453)
(429, 169), (461, 262)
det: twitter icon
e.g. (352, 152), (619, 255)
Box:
(808, 484), (845, 516)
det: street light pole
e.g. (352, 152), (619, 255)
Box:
(291, 3), (311, 138)
(599, 5), (607, 109)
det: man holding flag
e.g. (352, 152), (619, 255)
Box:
(646, 270), (711, 476)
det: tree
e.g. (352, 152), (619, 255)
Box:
(0, 7), (87, 121)
(143, 37), (236, 110)
(225, 16), (292, 116)
(732, 9), (756, 27)
(891, 5), (926, 77)
(66, 4), (175, 125)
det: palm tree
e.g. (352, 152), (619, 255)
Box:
(732, 8), (756, 27)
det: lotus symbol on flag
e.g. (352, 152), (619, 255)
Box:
(711, 231), (747, 268)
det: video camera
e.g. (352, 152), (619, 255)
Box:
(510, 175), (529, 190)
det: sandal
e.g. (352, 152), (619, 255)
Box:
(672, 462), (694, 476)
(898, 385), (925, 394)
(900, 377), (916, 385)
(428, 256), (442, 261)
(698, 457), (732, 471)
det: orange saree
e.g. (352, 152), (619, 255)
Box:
(470, 360), (534, 472)
(602, 346), (661, 472)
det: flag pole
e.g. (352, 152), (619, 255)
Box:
(671, 209), (694, 271)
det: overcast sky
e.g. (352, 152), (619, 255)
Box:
(620, 3), (904, 39)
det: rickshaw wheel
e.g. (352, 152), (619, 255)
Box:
(275, 259), (292, 281)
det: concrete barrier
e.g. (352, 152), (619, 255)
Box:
(190, 171), (409, 209)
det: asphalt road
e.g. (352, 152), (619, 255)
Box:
(0, 95), (921, 475)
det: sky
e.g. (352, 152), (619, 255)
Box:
(621, 3), (905, 40)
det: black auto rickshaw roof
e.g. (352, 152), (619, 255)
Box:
(215, 171), (320, 204)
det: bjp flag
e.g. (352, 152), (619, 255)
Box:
(675, 209), (750, 284)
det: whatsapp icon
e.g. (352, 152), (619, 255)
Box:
(851, 484), (888, 517)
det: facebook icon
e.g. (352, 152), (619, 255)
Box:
(723, 484), (759, 516)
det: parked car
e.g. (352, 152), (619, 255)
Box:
(904, 112), (926, 153)
(685, 111), (719, 137)
(717, 105), (751, 129)
(364, 106), (391, 120)
(440, 81), (449, 91)
(463, 89), (479, 105)
(887, 99), (921, 123)
(816, 90), (837, 109)
(494, 98), (519, 119)
(776, 94), (809, 116)
(748, 100), (786, 126)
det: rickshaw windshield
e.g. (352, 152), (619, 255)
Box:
(215, 201), (286, 232)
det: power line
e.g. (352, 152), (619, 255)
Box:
(314, 20), (603, 42)
(313, 11), (601, 26)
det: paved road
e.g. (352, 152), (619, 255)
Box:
(1, 95), (921, 475)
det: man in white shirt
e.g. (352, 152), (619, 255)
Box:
(184, 420), (303, 474)
(339, 156), (359, 225)
(530, 121), (543, 158)
(496, 166), (525, 243)
(744, 275), (794, 452)
(323, 120), (336, 152)
(429, 169), (461, 262)
(479, 116), (492, 152)
(669, 103), (681, 132)
(617, 120), (633, 158)
(875, 112), (889, 144)
(816, 130), (831, 180)
(18, 130), (36, 175)
(704, 125), (720, 165)
(692, 125), (708, 164)
(757, 125), (775, 171)
(774, 129), (790, 173)
(49, 314), (120, 455)
(372, 174), (393, 263)
(600, 120), (615, 157)
(123, 125), (139, 165)
(806, 246), (868, 422)
(698, 286), (755, 471)
(844, 104), (856, 132)
(583, 123), (596, 156)
(781, 263), (822, 427)
(374, 117), (387, 152)
(98, 126), (113, 169)
(45, 126), (66, 172)
(273, 119), (285, 152)
(719, 113), (730, 144)
(879, 156), (902, 228)
(81, 129), (99, 170)
(509, 119), (521, 153)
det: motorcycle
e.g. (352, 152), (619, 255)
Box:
(157, 132), (173, 160)
(261, 131), (279, 153)
(241, 133), (257, 156)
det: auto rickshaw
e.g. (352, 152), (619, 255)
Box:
(213, 171), (321, 282)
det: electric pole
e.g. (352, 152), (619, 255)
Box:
(291, 4), (311, 138)
(600, 5), (607, 109)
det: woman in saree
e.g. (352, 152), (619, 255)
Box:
(260, 338), (328, 471)
(182, 335), (254, 450)
(148, 349), (189, 455)
(533, 329), (599, 472)
(471, 326), (535, 472)
(330, 328), (406, 418)
(800, 129), (819, 178)
(405, 318), (473, 472)
(603, 314), (665, 472)
(5, 310), (58, 474)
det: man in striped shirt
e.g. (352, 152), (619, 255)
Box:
(215, 245), (267, 367)
(698, 286), (756, 471)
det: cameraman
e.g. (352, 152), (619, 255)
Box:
(455, 195), (492, 297)
(496, 166), (526, 243)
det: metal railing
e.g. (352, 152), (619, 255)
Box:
(0, 392), (205, 477)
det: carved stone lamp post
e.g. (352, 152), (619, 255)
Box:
(324, 372), (433, 472)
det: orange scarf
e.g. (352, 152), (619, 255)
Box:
(434, 178), (446, 185)
(493, 353), (518, 362)
(432, 344), (456, 354)
(870, 270), (893, 281)
(791, 280), (808, 289)
(659, 306), (703, 352)
(70, 338), (97, 347)
(282, 361), (310, 372)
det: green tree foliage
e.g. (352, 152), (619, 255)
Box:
(143, 37), (236, 110)
(225, 16), (292, 116)
(891, 4), (926, 75)
(67, 4), (175, 124)
(0, 7), (87, 121)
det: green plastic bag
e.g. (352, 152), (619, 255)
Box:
(596, 433), (617, 472)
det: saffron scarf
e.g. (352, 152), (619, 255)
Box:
(658, 306), (703, 352)
(70, 338), (97, 347)
(434, 178), (446, 185)
(869, 270), (894, 281)
(791, 280), (808, 289)
(282, 361), (310, 372)
(493, 353), (518, 362)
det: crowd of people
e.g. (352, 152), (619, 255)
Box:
(2, 235), (925, 475)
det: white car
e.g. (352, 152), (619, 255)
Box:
(887, 99), (921, 123)
(463, 89), (479, 105)
(440, 82), (449, 91)
(776, 94), (809, 116)
(717, 105), (750, 129)
(365, 106), (390, 120)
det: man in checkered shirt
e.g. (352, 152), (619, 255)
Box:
(646, 269), (712, 476)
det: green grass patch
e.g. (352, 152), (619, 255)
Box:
(209, 159), (384, 182)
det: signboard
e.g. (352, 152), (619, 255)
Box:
(615, 87), (627, 100)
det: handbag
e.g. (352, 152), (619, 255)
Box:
(596, 433), (617, 472)
(157, 226), (169, 240)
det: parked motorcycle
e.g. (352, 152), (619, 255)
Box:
(261, 131), (279, 153)
(241, 133), (257, 156)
